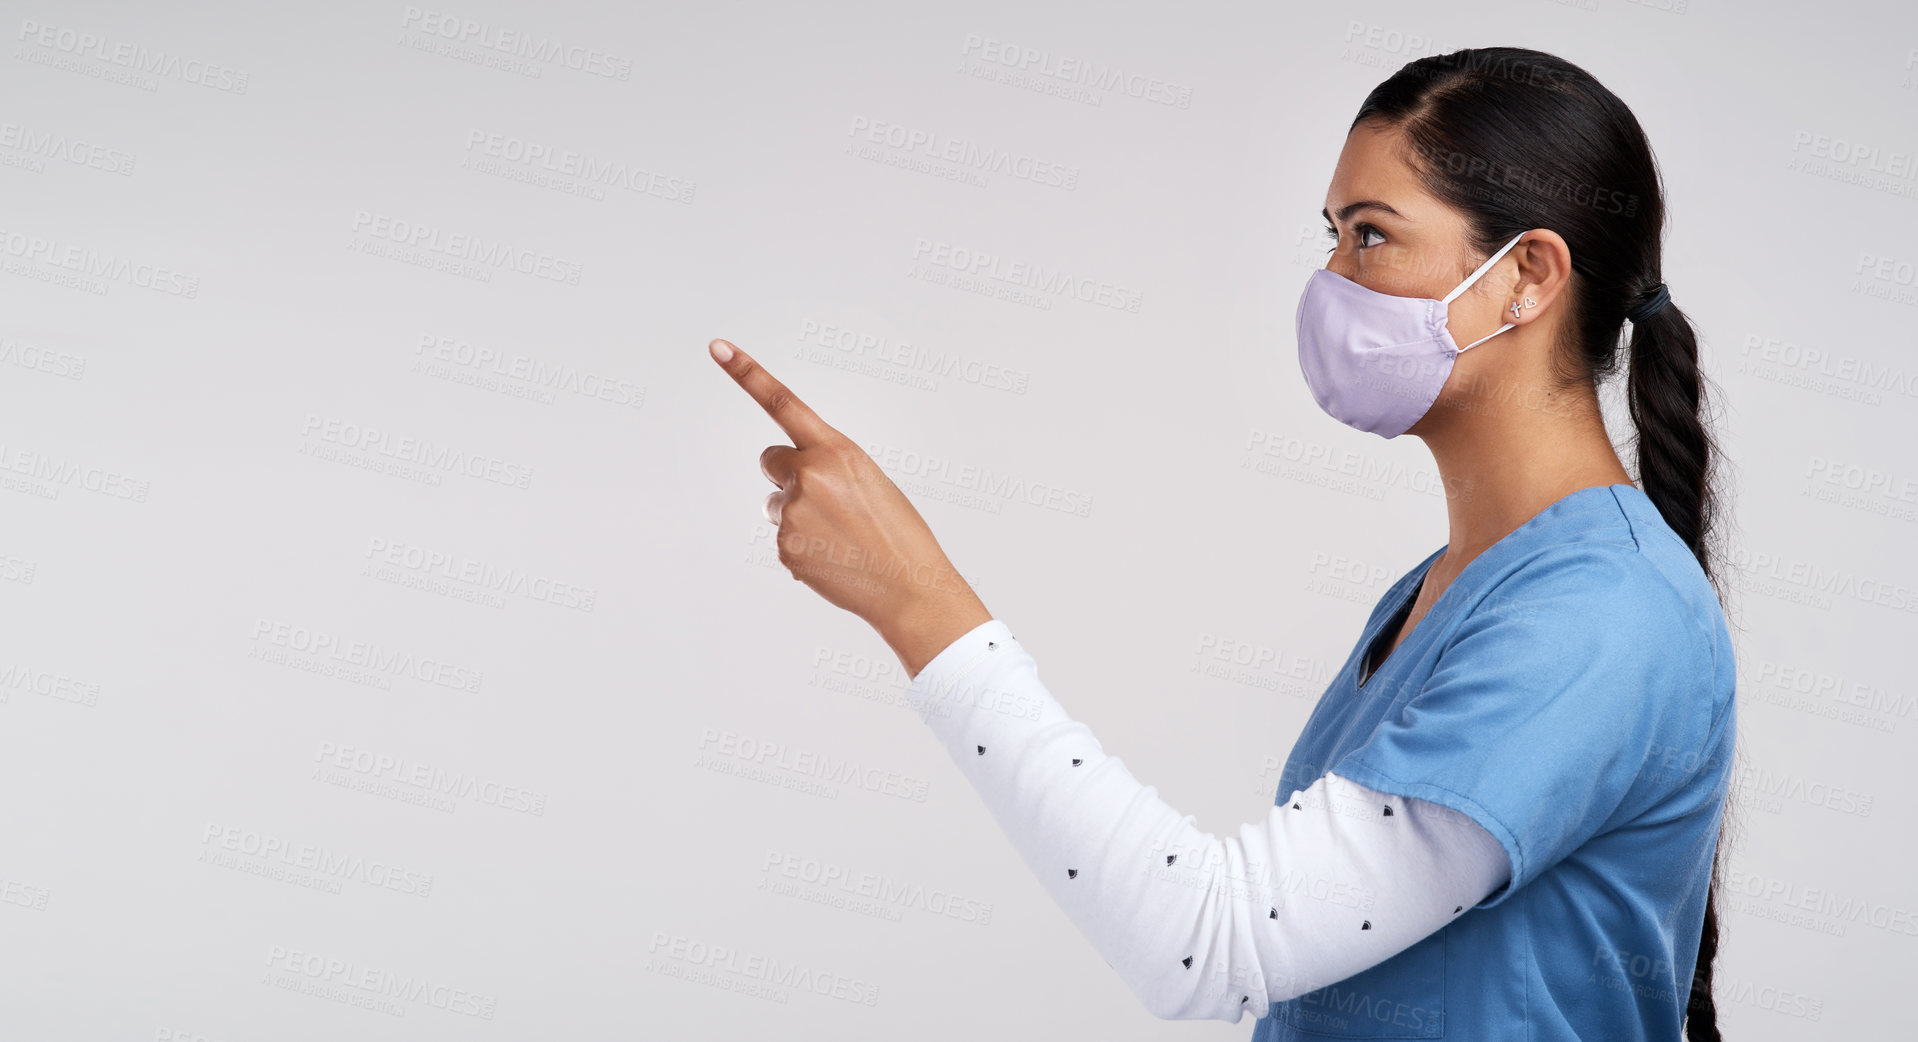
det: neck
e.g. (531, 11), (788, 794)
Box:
(1416, 386), (1634, 565)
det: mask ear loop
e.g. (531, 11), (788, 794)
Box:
(1445, 232), (1528, 352)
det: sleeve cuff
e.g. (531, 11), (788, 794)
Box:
(1326, 757), (1523, 911)
(902, 618), (1017, 725)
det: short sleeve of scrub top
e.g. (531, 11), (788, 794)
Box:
(1327, 539), (1724, 910)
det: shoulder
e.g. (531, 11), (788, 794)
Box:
(1476, 538), (1711, 645)
(1458, 538), (1722, 732)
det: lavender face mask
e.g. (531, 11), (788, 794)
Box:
(1295, 231), (1526, 438)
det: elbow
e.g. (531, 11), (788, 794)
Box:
(1136, 994), (1196, 1023)
(1123, 978), (1185, 1022)
(1121, 975), (1174, 1021)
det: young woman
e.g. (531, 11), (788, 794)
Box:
(711, 46), (1738, 1042)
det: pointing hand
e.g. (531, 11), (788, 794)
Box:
(708, 338), (991, 676)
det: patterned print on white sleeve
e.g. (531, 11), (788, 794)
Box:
(903, 619), (1511, 1023)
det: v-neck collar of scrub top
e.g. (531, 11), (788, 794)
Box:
(1355, 482), (1644, 693)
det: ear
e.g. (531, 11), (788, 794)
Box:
(1508, 229), (1573, 325)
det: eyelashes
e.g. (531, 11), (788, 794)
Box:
(1323, 223), (1385, 252)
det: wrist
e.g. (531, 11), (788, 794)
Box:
(881, 590), (994, 680)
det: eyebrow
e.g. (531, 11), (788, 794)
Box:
(1322, 200), (1409, 224)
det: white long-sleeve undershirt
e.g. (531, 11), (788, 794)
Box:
(901, 618), (1512, 1023)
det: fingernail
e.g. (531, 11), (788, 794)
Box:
(708, 339), (734, 363)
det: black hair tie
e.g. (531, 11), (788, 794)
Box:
(1627, 282), (1671, 324)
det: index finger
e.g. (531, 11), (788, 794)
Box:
(708, 338), (838, 448)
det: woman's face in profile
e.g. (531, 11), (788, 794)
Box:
(1321, 121), (1481, 305)
(1317, 120), (1546, 435)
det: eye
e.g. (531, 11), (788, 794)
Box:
(1323, 222), (1387, 252)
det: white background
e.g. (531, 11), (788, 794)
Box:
(2, 0), (1914, 1038)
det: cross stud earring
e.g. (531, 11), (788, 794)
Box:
(1508, 296), (1538, 320)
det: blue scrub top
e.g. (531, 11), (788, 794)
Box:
(1252, 483), (1736, 1042)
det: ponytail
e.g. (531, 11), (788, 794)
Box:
(1624, 295), (1732, 1042)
